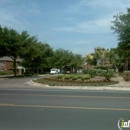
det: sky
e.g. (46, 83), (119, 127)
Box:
(0, 0), (130, 56)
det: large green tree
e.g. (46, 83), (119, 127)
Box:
(51, 48), (83, 73)
(111, 8), (130, 57)
(0, 26), (22, 76)
(52, 49), (72, 69)
(20, 41), (53, 74)
(69, 53), (84, 72)
(111, 8), (130, 70)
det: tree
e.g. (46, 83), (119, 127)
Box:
(32, 42), (53, 73)
(20, 41), (53, 74)
(111, 8), (130, 57)
(0, 26), (22, 76)
(52, 49), (72, 70)
(93, 47), (109, 66)
(51, 48), (83, 73)
(111, 8), (130, 70)
(109, 48), (123, 72)
(69, 54), (84, 72)
(85, 53), (96, 65)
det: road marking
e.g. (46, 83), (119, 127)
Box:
(1, 93), (130, 99)
(0, 103), (130, 111)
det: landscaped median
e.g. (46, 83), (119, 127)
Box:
(33, 73), (119, 86)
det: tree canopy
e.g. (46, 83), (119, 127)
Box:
(51, 48), (83, 73)
(0, 26), (23, 76)
(0, 25), (84, 75)
(111, 8), (130, 57)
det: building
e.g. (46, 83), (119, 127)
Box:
(0, 56), (25, 75)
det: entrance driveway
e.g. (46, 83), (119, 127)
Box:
(0, 76), (42, 89)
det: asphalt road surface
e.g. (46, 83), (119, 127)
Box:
(0, 89), (130, 130)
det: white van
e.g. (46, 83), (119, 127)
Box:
(50, 68), (58, 74)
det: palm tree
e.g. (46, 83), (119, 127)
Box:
(109, 48), (123, 72)
(94, 47), (109, 66)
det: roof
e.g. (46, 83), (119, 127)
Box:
(0, 56), (22, 62)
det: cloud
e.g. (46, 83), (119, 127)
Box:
(0, 9), (28, 31)
(88, 0), (128, 10)
(67, 0), (130, 14)
(53, 15), (113, 34)
(53, 0), (130, 34)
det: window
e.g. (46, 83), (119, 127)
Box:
(0, 61), (5, 66)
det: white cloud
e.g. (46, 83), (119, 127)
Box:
(53, 15), (113, 34)
(0, 10), (25, 29)
(54, 0), (130, 34)
(88, 0), (128, 9)
(67, 0), (130, 14)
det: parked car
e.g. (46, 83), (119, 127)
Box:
(50, 68), (58, 74)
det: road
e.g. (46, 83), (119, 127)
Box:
(0, 89), (130, 130)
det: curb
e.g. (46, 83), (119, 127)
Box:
(30, 80), (50, 87)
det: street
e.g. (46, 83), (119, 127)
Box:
(0, 89), (130, 130)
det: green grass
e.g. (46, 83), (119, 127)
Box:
(0, 70), (13, 75)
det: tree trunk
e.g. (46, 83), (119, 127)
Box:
(125, 59), (129, 70)
(97, 59), (101, 66)
(115, 66), (119, 73)
(37, 67), (39, 74)
(13, 58), (17, 77)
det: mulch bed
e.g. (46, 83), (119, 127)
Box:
(34, 77), (119, 86)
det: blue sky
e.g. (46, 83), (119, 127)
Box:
(0, 0), (130, 56)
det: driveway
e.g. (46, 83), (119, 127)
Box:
(0, 76), (44, 89)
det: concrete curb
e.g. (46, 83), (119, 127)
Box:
(30, 80), (130, 91)
(30, 80), (50, 87)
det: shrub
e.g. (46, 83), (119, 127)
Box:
(0, 70), (13, 75)
(123, 71), (130, 75)
(93, 69), (102, 75)
(123, 71), (130, 81)
(84, 75), (91, 80)
(64, 75), (71, 80)
(77, 75), (82, 79)
(69, 75), (74, 79)
(98, 69), (105, 76)
(88, 69), (96, 78)
(83, 69), (89, 74)
(81, 75), (91, 81)
(72, 76), (78, 80)
(56, 75), (63, 79)
(100, 70), (107, 76)
(108, 69), (114, 73)
(102, 71), (114, 81)
(94, 65), (112, 70)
